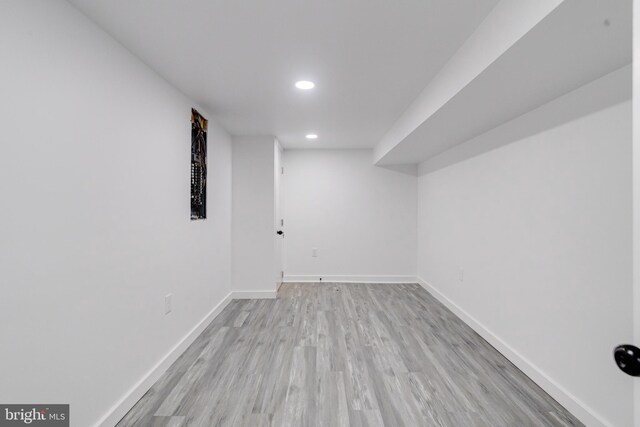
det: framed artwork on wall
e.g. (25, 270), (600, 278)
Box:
(190, 109), (208, 220)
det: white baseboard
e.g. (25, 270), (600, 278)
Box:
(96, 292), (234, 427)
(283, 275), (417, 284)
(416, 277), (611, 427)
(231, 290), (277, 299)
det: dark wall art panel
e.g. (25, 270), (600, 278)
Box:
(190, 109), (208, 220)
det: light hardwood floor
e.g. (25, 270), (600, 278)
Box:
(116, 282), (583, 426)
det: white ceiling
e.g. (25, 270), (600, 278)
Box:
(67, 0), (498, 149)
(376, 0), (632, 165)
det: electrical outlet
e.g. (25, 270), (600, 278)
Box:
(312, 247), (318, 257)
(165, 294), (172, 314)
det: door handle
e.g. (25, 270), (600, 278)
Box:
(276, 230), (284, 236)
(614, 344), (640, 376)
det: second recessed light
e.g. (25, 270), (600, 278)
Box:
(295, 81), (315, 90)
(306, 134), (318, 140)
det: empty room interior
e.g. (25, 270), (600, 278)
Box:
(2, 0), (640, 426)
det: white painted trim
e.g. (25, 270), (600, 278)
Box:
(283, 275), (418, 284)
(96, 292), (234, 427)
(416, 277), (611, 427)
(231, 291), (277, 299)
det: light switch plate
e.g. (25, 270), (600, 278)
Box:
(165, 294), (172, 314)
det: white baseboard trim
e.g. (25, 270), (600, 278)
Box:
(283, 275), (417, 284)
(231, 290), (277, 299)
(96, 292), (234, 427)
(416, 277), (611, 427)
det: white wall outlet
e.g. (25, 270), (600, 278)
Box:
(165, 294), (172, 314)
(312, 247), (318, 257)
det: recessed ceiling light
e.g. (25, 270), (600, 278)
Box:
(295, 80), (315, 90)
(306, 134), (318, 140)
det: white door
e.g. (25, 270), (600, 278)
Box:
(274, 141), (284, 290)
(632, 2), (640, 424)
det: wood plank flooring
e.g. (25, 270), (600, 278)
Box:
(116, 283), (583, 427)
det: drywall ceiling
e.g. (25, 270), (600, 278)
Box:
(376, 0), (632, 165)
(66, 0), (498, 149)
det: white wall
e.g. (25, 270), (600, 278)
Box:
(232, 137), (277, 294)
(0, 1), (232, 426)
(283, 149), (417, 282)
(417, 101), (633, 427)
